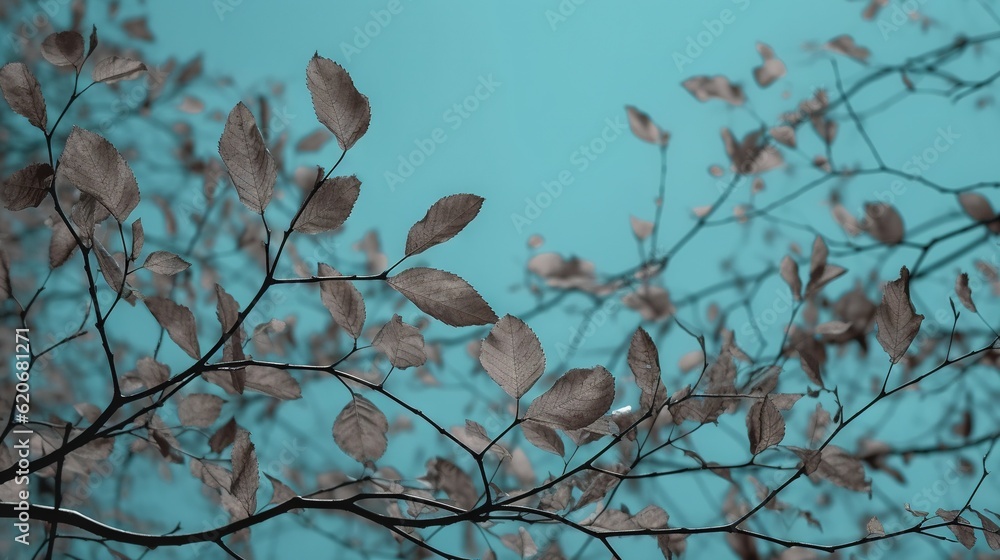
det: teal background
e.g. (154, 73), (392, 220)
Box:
(4, 0), (1000, 558)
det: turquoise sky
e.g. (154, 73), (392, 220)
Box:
(8, 1), (1000, 558)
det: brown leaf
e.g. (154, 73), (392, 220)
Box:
(875, 266), (924, 363)
(230, 430), (259, 520)
(215, 284), (246, 393)
(144, 296), (201, 359)
(294, 175), (360, 234)
(333, 395), (389, 463)
(49, 218), (78, 269)
(521, 419), (565, 456)
(130, 219), (144, 260)
(318, 263), (366, 339)
(826, 35), (871, 63)
(219, 102), (276, 214)
(937, 509), (976, 549)
(405, 194), (484, 256)
(2, 163), (53, 211)
(209, 417), (238, 453)
(975, 510), (1000, 550)
(0, 62), (47, 130)
(372, 314), (426, 369)
(142, 251), (190, 275)
(955, 272), (977, 313)
(525, 366), (615, 431)
(627, 327), (664, 412)
(625, 105), (670, 146)
(388, 267), (498, 327)
(122, 17), (154, 41)
(92, 56), (147, 84)
(862, 202), (905, 245)
(41, 31), (84, 67)
(958, 193), (1000, 234)
(779, 256), (801, 300)
(306, 54), (371, 150)
(479, 314), (545, 399)
(747, 396), (785, 454)
(59, 127), (140, 221)
(178, 394), (225, 427)
(753, 43), (786, 87)
(682, 75), (745, 105)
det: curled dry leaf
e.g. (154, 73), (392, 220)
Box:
(219, 102), (277, 214)
(306, 54), (371, 150)
(405, 194), (485, 256)
(0, 62), (47, 130)
(130, 219), (144, 260)
(826, 35), (871, 63)
(525, 366), (615, 431)
(682, 75), (746, 105)
(875, 266), (924, 363)
(623, 285), (674, 321)
(954, 272), (976, 312)
(294, 175), (361, 234)
(479, 314), (545, 399)
(388, 267), (498, 327)
(318, 263), (366, 339)
(333, 395), (389, 463)
(372, 314), (426, 369)
(625, 105), (670, 146)
(721, 128), (783, 175)
(753, 43), (786, 87)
